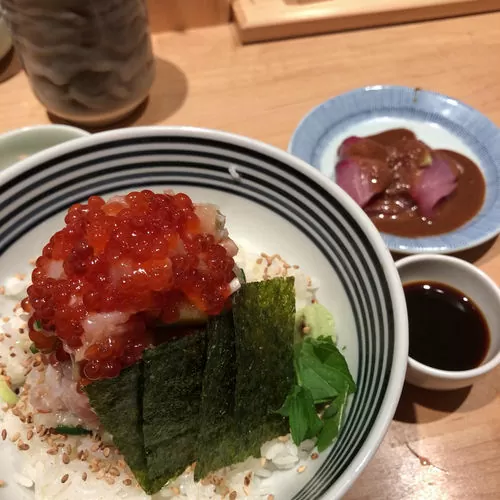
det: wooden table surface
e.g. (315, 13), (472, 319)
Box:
(0, 11), (499, 500)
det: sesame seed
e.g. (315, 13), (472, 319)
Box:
(1, 429), (6, 441)
(10, 432), (20, 443)
(61, 474), (69, 484)
(81, 472), (87, 481)
(103, 447), (110, 457)
(47, 447), (58, 455)
(91, 443), (99, 452)
(297, 465), (306, 473)
(109, 467), (120, 477)
(97, 469), (106, 480)
(278, 435), (289, 442)
(18, 442), (30, 451)
(311, 452), (319, 460)
(62, 453), (70, 464)
(9, 353), (16, 358)
(65, 444), (72, 455)
(105, 477), (115, 485)
(123, 478), (132, 486)
(27, 430), (33, 441)
(171, 486), (180, 495)
(229, 491), (237, 500)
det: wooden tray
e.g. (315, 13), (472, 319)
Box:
(233, 0), (500, 43)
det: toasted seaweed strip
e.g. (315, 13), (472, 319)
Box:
(142, 330), (207, 489)
(195, 313), (245, 480)
(232, 277), (296, 457)
(85, 364), (150, 492)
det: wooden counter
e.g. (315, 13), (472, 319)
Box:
(0, 12), (499, 499)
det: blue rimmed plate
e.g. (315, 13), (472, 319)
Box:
(289, 85), (500, 254)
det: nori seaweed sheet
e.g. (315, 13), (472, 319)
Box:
(231, 277), (296, 458)
(85, 364), (150, 491)
(195, 278), (296, 479)
(142, 330), (207, 487)
(195, 313), (242, 480)
(86, 277), (296, 489)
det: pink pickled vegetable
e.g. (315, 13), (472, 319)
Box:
(338, 136), (387, 161)
(338, 136), (362, 159)
(410, 153), (458, 217)
(336, 157), (391, 208)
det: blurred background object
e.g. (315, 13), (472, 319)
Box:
(0, 0), (156, 126)
(233, 0), (500, 43)
(0, 124), (89, 171)
(147, 0), (231, 32)
(0, 8), (11, 61)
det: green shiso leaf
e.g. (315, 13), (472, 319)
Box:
(277, 385), (323, 445)
(316, 383), (349, 452)
(85, 364), (151, 492)
(142, 330), (207, 488)
(296, 335), (355, 403)
(232, 277), (296, 456)
(195, 313), (242, 480)
(282, 333), (356, 448)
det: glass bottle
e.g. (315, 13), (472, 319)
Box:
(1, 0), (155, 126)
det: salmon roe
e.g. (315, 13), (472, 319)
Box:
(24, 191), (236, 382)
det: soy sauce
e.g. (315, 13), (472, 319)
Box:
(404, 281), (490, 371)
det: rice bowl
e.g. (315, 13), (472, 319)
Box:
(0, 127), (408, 499)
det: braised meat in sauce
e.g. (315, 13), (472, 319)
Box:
(335, 128), (485, 237)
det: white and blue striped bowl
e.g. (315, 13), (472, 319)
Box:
(0, 127), (408, 500)
(289, 85), (500, 254)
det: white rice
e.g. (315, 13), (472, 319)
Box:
(0, 249), (319, 500)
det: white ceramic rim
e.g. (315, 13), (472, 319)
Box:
(397, 253), (500, 380)
(0, 124), (90, 142)
(0, 125), (409, 499)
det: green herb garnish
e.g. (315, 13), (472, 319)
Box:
(0, 378), (18, 405)
(54, 425), (91, 436)
(278, 385), (322, 445)
(29, 343), (39, 354)
(280, 335), (356, 450)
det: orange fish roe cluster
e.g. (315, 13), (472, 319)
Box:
(23, 190), (236, 382)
